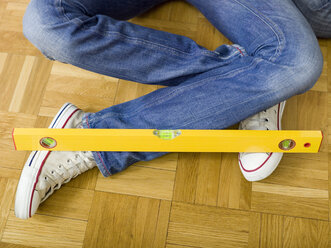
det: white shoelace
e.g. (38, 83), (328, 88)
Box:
(38, 151), (95, 203)
(240, 108), (277, 131)
(239, 108), (278, 156)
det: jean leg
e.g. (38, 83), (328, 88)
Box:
(291, 0), (331, 38)
(23, 0), (239, 87)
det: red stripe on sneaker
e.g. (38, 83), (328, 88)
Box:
(239, 152), (273, 172)
(239, 103), (282, 173)
(62, 109), (79, 128)
(29, 107), (80, 217)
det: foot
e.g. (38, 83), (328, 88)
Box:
(238, 101), (286, 181)
(15, 103), (96, 219)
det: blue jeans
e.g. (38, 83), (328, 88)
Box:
(292, 0), (331, 38)
(22, 0), (328, 177)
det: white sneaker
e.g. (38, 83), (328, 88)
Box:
(15, 103), (96, 219)
(238, 101), (286, 181)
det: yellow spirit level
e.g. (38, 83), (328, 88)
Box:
(12, 128), (323, 153)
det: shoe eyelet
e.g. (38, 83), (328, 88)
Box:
(58, 164), (62, 168)
(67, 159), (71, 164)
(51, 171), (54, 174)
(75, 154), (79, 159)
(265, 118), (269, 122)
(44, 176), (47, 180)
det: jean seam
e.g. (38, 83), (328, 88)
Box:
(232, 0), (285, 62)
(57, 0), (221, 59)
(309, 1), (331, 11)
(319, 1), (330, 10)
(84, 114), (112, 176)
(78, 22), (220, 58)
(56, 0), (71, 23)
(75, 18), (220, 58)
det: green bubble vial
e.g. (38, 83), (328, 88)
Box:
(153, 130), (181, 140)
(279, 139), (296, 151)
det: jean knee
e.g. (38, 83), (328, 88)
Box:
(277, 40), (323, 98)
(23, 0), (68, 60)
(261, 26), (323, 104)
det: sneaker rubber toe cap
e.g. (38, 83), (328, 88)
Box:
(239, 152), (283, 181)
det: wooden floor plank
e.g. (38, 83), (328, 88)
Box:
(260, 214), (284, 248)
(25, 186), (94, 221)
(251, 182), (329, 220)
(0, 177), (18, 240)
(167, 202), (258, 248)
(218, 153), (251, 210)
(0, 2), (26, 33)
(0, 53), (25, 111)
(262, 154), (328, 190)
(283, 216), (328, 248)
(173, 153), (200, 204)
(83, 192), (171, 248)
(0, 241), (36, 248)
(0, 111), (36, 170)
(260, 214), (329, 248)
(195, 153), (221, 206)
(2, 211), (87, 248)
(96, 165), (176, 200)
(135, 152), (178, 171)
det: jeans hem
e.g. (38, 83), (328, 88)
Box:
(82, 113), (112, 177)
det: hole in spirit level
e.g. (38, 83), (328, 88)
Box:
(304, 143), (311, 148)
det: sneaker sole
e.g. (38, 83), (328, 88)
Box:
(15, 103), (81, 219)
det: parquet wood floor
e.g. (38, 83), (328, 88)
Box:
(0, 0), (330, 247)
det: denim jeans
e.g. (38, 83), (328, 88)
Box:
(292, 0), (331, 38)
(22, 0), (328, 177)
